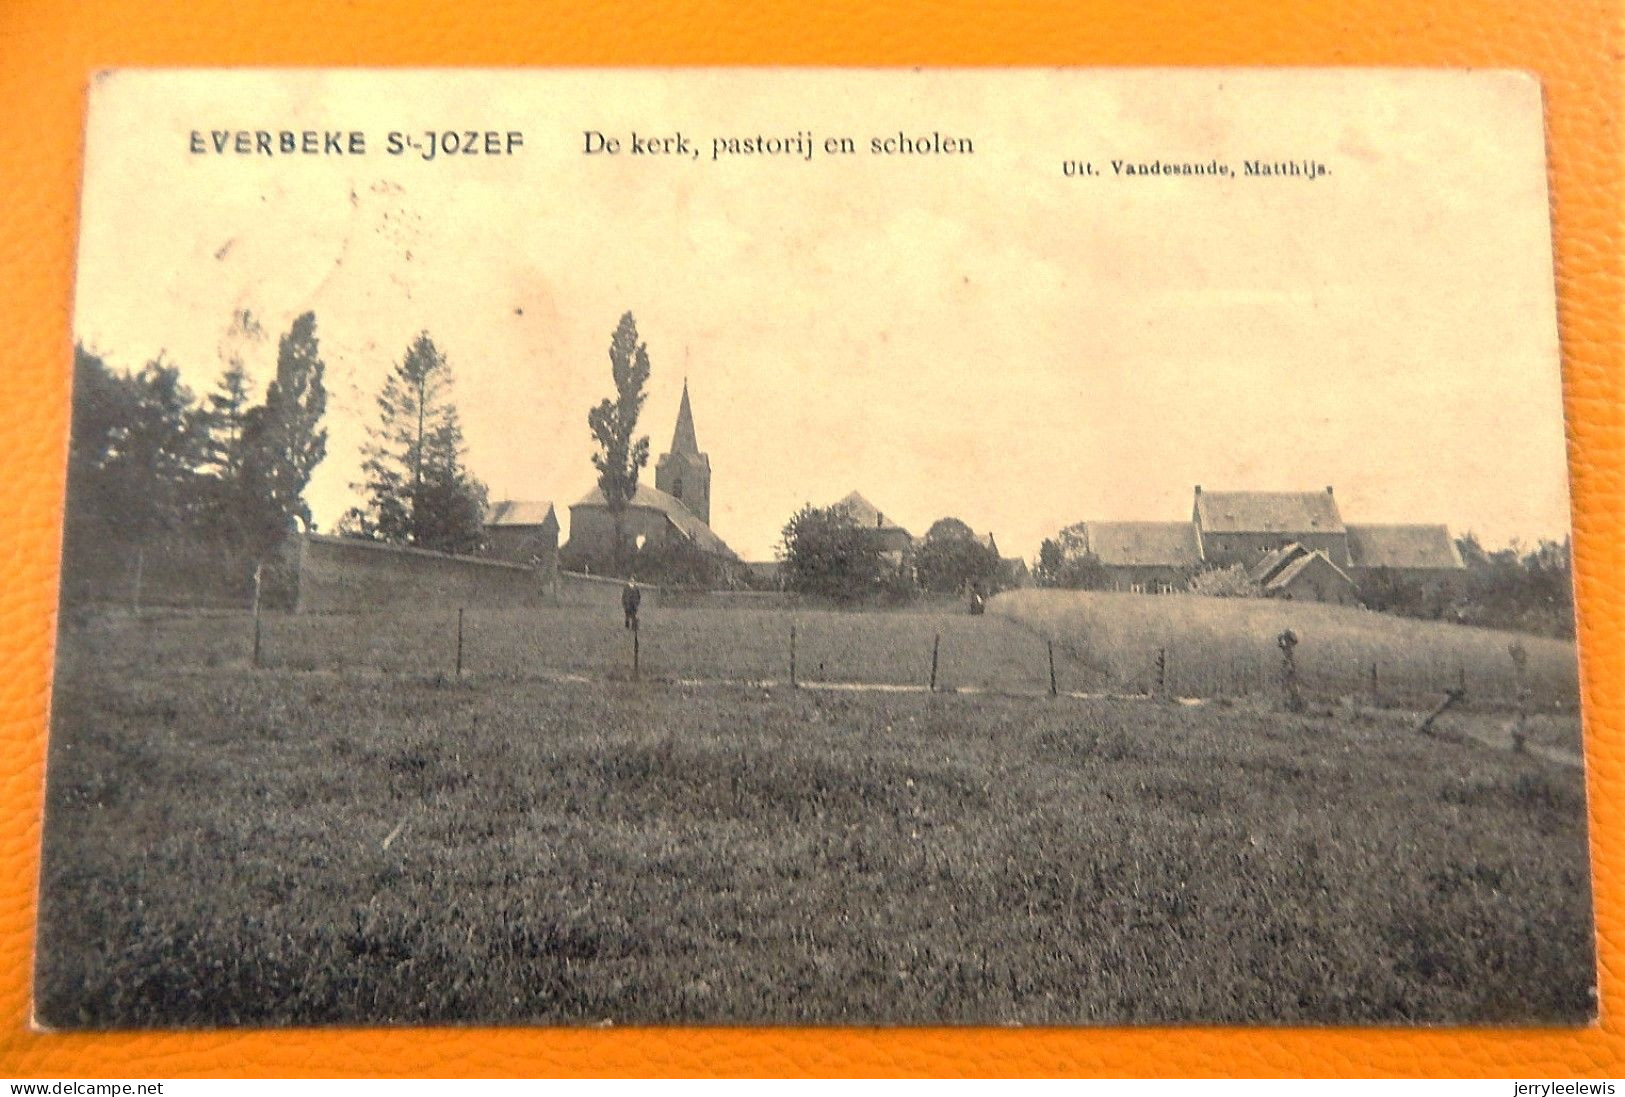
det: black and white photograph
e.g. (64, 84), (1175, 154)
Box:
(35, 68), (1595, 1028)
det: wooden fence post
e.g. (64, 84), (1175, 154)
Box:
(1509, 641), (1530, 752)
(929, 633), (940, 692)
(632, 618), (640, 682)
(789, 623), (798, 688)
(1154, 647), (1167, 698)
(251, 561), (264, 669)
(456, 607), (465, 679)
(131, 549), (144, 617)
(1048, 640), (1058, 697)
(1368, 661), (1379, 707)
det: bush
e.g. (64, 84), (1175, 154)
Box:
(1056, 551), (1110, 591)
(1187, 563), (1262, 598)
(777, 504), (890, 603)
(628, 536), (725, 588)
(914, 518), (1002, 595)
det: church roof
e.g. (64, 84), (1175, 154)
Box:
(670, 380), (701, 456)
(1195, 489), (1345, 534)
(1346, 523), (1464, 569)
(571, 482), (737, 559)
(485, 500), (557, 528)
(1075, 521), (1202, 567)
(835, 491), (911, 537)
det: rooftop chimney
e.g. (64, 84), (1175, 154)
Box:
(1194, 485), (1202, 495)
(1326, 485), (1334, 495)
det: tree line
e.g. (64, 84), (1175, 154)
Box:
(65, 311), (489, 608)
(773, 508), (1008, 603)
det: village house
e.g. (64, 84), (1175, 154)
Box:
(833, 490), (915, 569)
(482, 500), (559, 567)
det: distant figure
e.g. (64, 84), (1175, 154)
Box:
(969, 589), (986, 616)
(622, 579), (642, 630)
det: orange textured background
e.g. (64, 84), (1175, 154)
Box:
(0, 0), (1621, 1078)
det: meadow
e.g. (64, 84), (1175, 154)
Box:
(58, 603), (1104, 694)
(991, 589), (1582, 711)
(36, 656), (1595, 1027)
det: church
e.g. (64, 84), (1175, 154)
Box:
(561, 381), (739, 565)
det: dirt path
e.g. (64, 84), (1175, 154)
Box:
(1446, 719), (1585, 769)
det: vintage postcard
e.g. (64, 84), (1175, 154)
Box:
(37, 69), (1592, 1028)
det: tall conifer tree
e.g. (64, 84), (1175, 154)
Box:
(349, 332), (488, 554)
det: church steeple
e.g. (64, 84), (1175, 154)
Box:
(655, 379), (712, 526)
(671, 378), (700, 455)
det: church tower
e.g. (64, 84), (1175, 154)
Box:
(655, 380), (712, 525)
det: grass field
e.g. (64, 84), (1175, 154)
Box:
(991, 589), (1582, 711)
(58, 604), (1105, 694)
(36, 633), (1596, 1027)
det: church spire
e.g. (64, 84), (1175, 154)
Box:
(670, 378), (700, 455)
(656, 376), (711, 525)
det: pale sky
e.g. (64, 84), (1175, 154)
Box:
(72, 70), (1572, 561)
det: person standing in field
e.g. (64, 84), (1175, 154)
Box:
(622, 578), (642, 630)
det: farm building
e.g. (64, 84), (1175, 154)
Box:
(1061, 519), (1203, 594)
(1247, 542), (1356, 604)
(1065, 486), (1466, 595)
(564, 384), (738, 564)
(482, 500), (560, 567)
(1195, 486), (1351, 567)
(1343, 523), (1468, 596)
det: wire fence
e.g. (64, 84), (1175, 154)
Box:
(1127, 640), (1572, 713)
(57, 602), (1580, 715)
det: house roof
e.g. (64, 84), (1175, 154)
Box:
(1247, 542), (1306, 585)
(1077, 521), (1202, 567)
(1264, 549), (1353, 592)
(485, 500), (557, 528)
(1346, 524), (1464, 570)
(1195, 489), (1345, 534)
(835, 491), (911, 538)
(571, 482), (738, 559)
